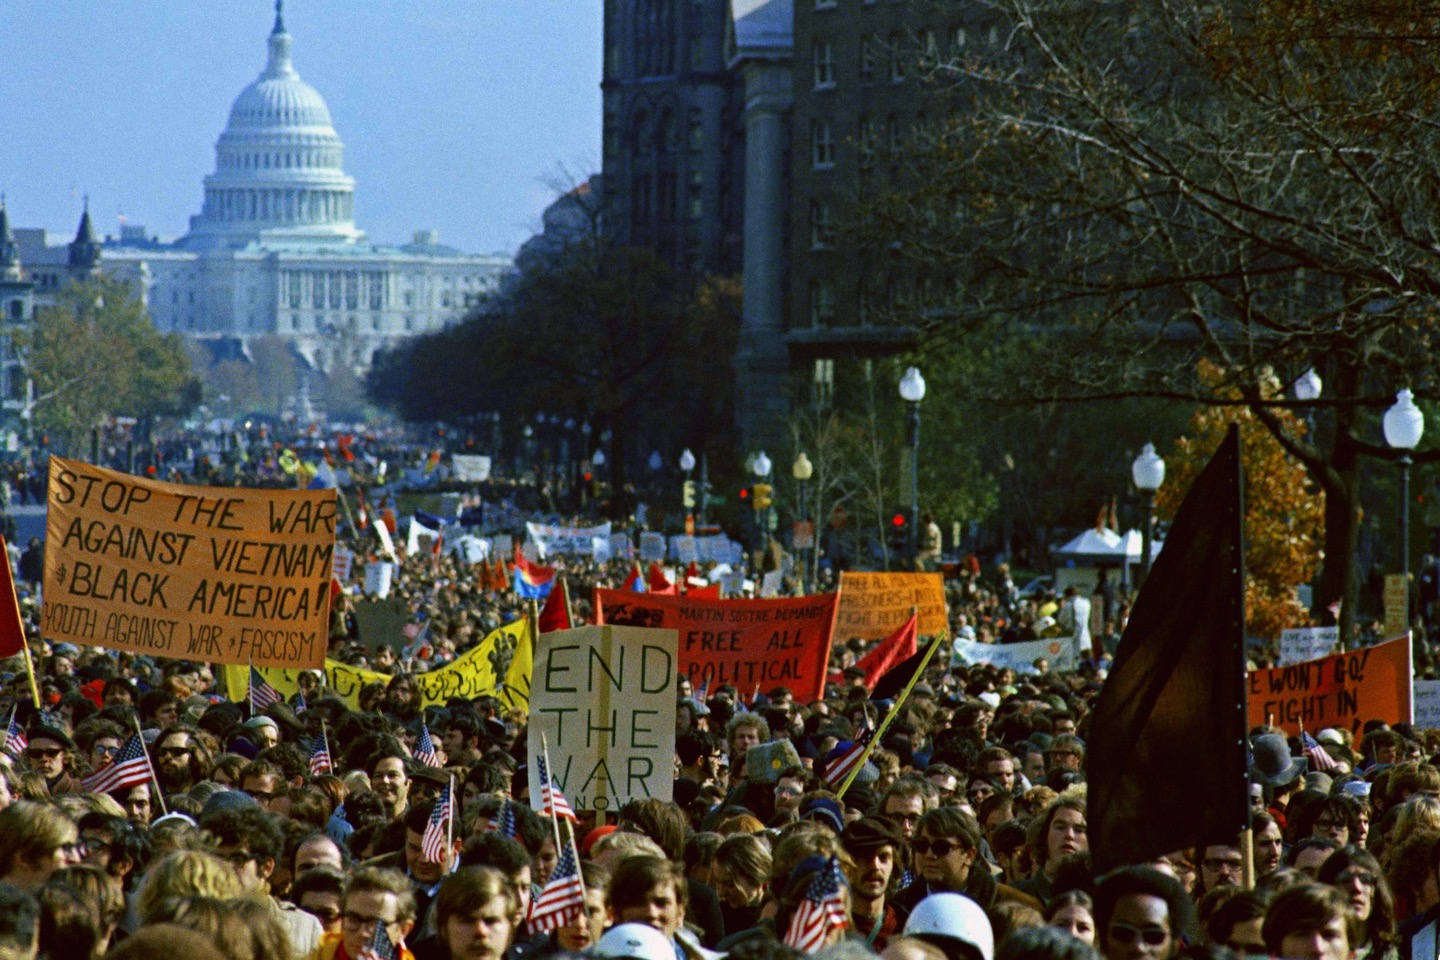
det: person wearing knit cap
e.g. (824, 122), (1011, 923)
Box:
(842, 816), (909, 949)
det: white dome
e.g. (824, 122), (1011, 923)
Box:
(181, 7), (363, 249)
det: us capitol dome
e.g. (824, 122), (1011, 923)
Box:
(98, 1), (511, 373)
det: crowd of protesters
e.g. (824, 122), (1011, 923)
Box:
(0, 440), (1435, 960)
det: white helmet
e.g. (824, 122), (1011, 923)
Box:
(594, 923), (676, 960)
(903, 892), (995, 960)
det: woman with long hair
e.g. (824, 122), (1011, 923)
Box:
(1318, 846), (1399, 960)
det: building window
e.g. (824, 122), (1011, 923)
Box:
(919, 30), (939, 68)
(688, 108), (704, 151)
(860, 35), (877, 81)
(813, 41), (835, 88)
(812, 120), (835, 168)
(887, 114), (903, 154)
(809, 200), (833, 249)
(951, 26), (967, 52)
(813, 359), (835, 407)
(889, 33), (907, 82)
(810, 282), (836, 325)
(859, 116), (877, 166)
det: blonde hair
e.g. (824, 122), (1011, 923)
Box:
(0, 801), (75, 876)
(590, 830), (667, 863)
(135, 851), (245, 924)
(716, 814), (766, 836)
(164, 897), (293, 960)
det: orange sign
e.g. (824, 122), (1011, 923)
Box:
(835, 572), (949, 640)
(1247, 634), (1412, 735)
(595, 589), (838, 701)
(42, 457), (335, 669)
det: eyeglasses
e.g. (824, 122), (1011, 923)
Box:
(92, 744), (120, 757)
(913, 839), (962, 857)
(1108, 924), (1169, 947)
(56, 841), (86, 857)
(26, 747), (62, 759)
(341, 911), (397, 931)
(775, 785), (803, 797)
(1314, 819), (1347, 832)
(1336, 869), (1377, 887)
(157, 747), (190, 758)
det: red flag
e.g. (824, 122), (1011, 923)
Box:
(0, 538), (26, 658)
(538, 580), (572, 633)
(848, 613), (919, 689)
(621, 562), (643, 592)
(687, 583), (721, 599)
(647, 563), (677, 595)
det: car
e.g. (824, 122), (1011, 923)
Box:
(1016, 575), (1055, 600)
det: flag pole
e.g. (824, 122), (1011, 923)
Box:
(247, 659), (255, 717)
(0, 539), (40, 710)
(447, 773), (455, 856)
(322, 718), (332, 772)
(561, 578), (575, 627)
(837, 624), (942, 799)
(564, 814), (589, 918)
(134, 713), (167, 816)
(541, 733), (566, 879)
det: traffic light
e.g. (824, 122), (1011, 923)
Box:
(892, 513), (907, 528)
(754, 483), (774, 510)
(739, 486), (750, 502)
(682, 480), (696, 508)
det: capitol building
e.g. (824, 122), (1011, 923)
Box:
(86, 5), (513, 372)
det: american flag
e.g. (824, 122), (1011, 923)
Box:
(823, 724), (874, 788)
(489, 798), (517, 839)
(783, 856), (850, 952)
(413, 724), (443, 768)
(537, 753), (578, 823)
(422, 783), (454, 863)
(357, 914), (400, 960)
(527, 841), (586, 932)
(80, 733), (153, 796)
(294, 690), (307, 715)
(1301, 729), (1340, 772)
(695, 675), (710, 702)
(309, 737), (332, 777)
(249, 667), (283, 713)
(4, 716), (26, 756)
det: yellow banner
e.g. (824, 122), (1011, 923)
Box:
(223, 619), (532, 711)
(42, 456), (335, 669)
(835, 572), (950, 640)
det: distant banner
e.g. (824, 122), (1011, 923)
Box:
(836, 572), (950, 640)
(223, 619), (532, 712)
(1415, 679), (1440, 731)
(595, 589), (838, 701)
(332, 546), (354, 583)
(1279, 627), (1340, 667)
(42, 456), (334, 669)
(1248, 634), (1412, 734)
(527, 522), (612, 557)
(950, 635), (1081, 674)
(529, 624), (677, 811)
(639, 533), (666, 563)
(452, 455), (492, 483)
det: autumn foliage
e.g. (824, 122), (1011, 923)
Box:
(1155, 365), (1324, 643)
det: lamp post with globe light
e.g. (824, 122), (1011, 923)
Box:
(1384, 389), (1425, 615)
(679, 448), (696, 522)
(793, 452), (814, 592)
(1131, 443), (1166, 589)
(898, 367), (926, 565)
(752, 450), (774, 550)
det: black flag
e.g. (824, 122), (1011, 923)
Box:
(1088, 424), (1249, 873)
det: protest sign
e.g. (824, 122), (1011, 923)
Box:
(592, 536), (612, 562)
(452, 535), (489, 564)
(1278, 627), (1339, 667)
(223, 618), (532, 711)
(950, 635), (1081, 674)
(526, 522), (611, 557)
(332, 546), (354, 583)
(835, 572), (950, 640)
(610, 533), (633, 560)
(363, 562), (394, 599)
(1415, 680), (1440, 730)
(1247, 634), (1412, 734)
(639, 533), (666, 563)
(42, 456), (334, 669)
(353, 597), (408, 651)
(1385, 574), (1409, 640)
(528, 624), (677, 811)
(374, 518), (398, 564)
(452, 454), (492, 483)
(595, 589), (838, 701)
(670, 536), (698, 564)
(492, 535), (513, 561)
(760, 571), (783, 598)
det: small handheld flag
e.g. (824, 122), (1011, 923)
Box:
(1301, 728), (1340, 773)
(537, 751), (578, 823)
(527, 841), (586, 932)
(422, 783), (455, 863)
(309, 737), (332, 777)
(249, 667), (283, 714)
(782, 856), (849, 952)
(413, 724), (443, 768)
(3, 706), (25, 757)
(489, 798), (517, 839)
(80, 732), (153, 796)
(357, 916), (400, 960)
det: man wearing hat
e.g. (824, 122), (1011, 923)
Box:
(842, 816), (909, 950)
(1250, 733), (1307, 828)
(24, 724), (81, 795)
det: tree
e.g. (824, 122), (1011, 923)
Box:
(861, 0), (1440, 640)
(27, 277), (198, 453)
(1155, 362), (1324, 642)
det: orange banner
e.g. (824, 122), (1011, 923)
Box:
(595, 589), (838, 701)
(835, 572), (949, 640)
(42, 457), (335, 669)
(1247, 634), (1412, 735)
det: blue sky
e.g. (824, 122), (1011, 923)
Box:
(0, 2), (603, 256)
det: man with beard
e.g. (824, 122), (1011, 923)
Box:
(842, 816), (908, 950)
(153, 723), (212, 798)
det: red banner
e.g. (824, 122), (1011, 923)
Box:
(1247, 634), (1412, 735)
(595, 589), (839, 701)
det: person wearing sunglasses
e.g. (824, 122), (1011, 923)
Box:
(23, 724), (82, 796)
(895, 807), (1038, 917)
(1316, 846), (1398, 960)
(1094, 866), (1194, 960)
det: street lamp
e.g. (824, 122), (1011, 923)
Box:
(679, 449), (696, 473)
(898, 367), (926, 566)
(1384, 388), (1425, 613)
(793, 452), (814, 593)
(1131, 442), (1166, 589)
(752, 450), (772, 478)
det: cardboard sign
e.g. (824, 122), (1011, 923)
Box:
(836, 572), (950, 640)
(452, 454), (492, 483)
(353, 597), (408, 651)
(594, 589), (838, 701)
(528, 624), (677, 811)
(332, 546), (354, 584)
(1414, 680), (1440, 731)
(527, 522), (611, 557)
(42, 456), (334, 669)
(950, 635), (1081, 674)
(1247, 634), (1412, 734)
(639, 533), (666, 563)
(225, 619), (532, 712)
(1385, 574), (1409, 640)
(363, 562), (394, 599)
(1279, 627), (1340, 667)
